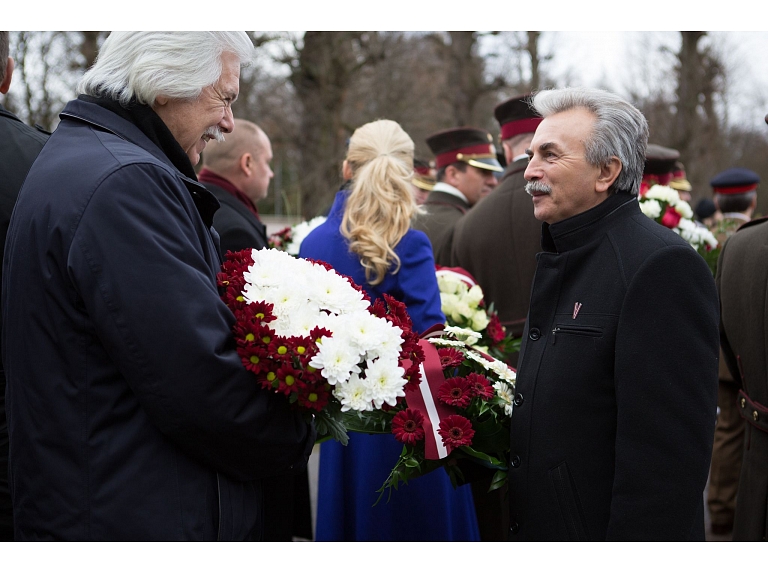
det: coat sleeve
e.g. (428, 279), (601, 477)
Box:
(608, 244), (719, 540)
(395, 230), (446, 334)
(68, 164), (313, 482)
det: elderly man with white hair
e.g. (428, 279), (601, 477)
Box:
(507, 87), (719, 541)
(2, 32), (314, 541)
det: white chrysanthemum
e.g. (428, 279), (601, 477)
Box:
(311, 269), (369, 315)
(368, 320), (404, 362)
(493, 381), (515, 416)
(334, 373), (372, 412)
(362, 358), (406, 409)
(444, 325), (481, 346)
(674, 200), (693, 219)
(279, 306), (326, 337)
(488, 359), (517, 385)
(287, 216), (327, 255)
(309, 336), (361, 387)
(340, 312), (393, 356)
(645, 185), (680, 205)
(465, 350), (493, 370)
(639, 198), (662, 219)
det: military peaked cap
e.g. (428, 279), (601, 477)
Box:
(710, 168), (760, 195)
(494, 94), (542, 140)
(426, 127), (503, 172)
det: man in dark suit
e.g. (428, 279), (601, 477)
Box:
(198, 118), (272, 256)
(509, 87), (718, 541)
(413, 127), (502, 263)
(450, 95), (542, 348)
(0, 31), (49, 541)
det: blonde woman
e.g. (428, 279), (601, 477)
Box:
(300, 119), (479, 541)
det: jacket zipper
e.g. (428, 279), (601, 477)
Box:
(551, 325), (603, 345)
(216, 473), (222, 541)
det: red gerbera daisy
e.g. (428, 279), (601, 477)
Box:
(465, 373), (494, 400)
(437, 347), (465, 369)
(438, 415), (475, 448)
(391, 408), (426, 445)
(437, 376), (472, 408)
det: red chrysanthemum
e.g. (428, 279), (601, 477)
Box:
(438, 377), (472, 408)
(267, 336), (292, 360)
(295, 381), (331, 412)
(437, 347), (465, 370)
(276, 365), (302, 395)
(287, 335), (313, 357)
(465, 373), (494, 400)
(383, 293), (411, 330)
(402, 362), (422, 393)
(438, 415), (475, 448)
(237, 343), (271, 375)
(309, 326), (333, 344)
(486, 313), (505, 344)
(391, 408), (426, 445)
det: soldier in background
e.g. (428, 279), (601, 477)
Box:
(450, 95), (542, 352)
(640, 143), (680, 195)
(410, 158), (435, 206)
(413, 127), (502, 263)
(0, 30), (50, 542)
(669, 161), (693, 203)
(706, 167), (760, 538)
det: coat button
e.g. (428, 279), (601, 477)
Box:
(753, 410), (760, 421)
(509, 522), (520, 535)
(529, 328), (541, 341)
(511, 454), (521, 468)
(741, 398), (746, 408)
(514, 393), (524, 407)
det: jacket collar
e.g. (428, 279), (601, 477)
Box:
(59, 98), (220, 227)
(542, 192), (638, 253)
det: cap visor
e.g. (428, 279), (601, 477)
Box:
(467, 158), (504, 173)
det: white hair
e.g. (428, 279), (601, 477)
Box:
(77, 32), (254, 107)
(530, 87), (649, 196)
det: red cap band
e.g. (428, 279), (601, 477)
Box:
(713, 184), (758, 195)
(643, 173), (673, 186)
(435, 143), (496, 169)
(500, 117), (542, 140)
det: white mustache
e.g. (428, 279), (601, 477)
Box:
(525, 181), (552, 196)
(203, 126), (225, 143)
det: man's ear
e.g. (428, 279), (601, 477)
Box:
(240, 153), (252, 176)
(0, 57), (14, 94)
(154, 94), (168, 107)
(596, 157), (622, 193)
(444, 164), (460, 186)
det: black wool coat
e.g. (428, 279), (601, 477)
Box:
(2, 98), (313, 541)
(509, 192), (719, 541)
(205, 182), (268, 258)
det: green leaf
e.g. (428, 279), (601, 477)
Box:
(489, 470), (508, 492)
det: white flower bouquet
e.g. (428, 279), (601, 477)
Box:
(217, 248), (423, 444)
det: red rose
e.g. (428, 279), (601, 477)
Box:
(438, 415), (475, 448)
(661, 205), (682, 229)
(438, 377), (472, 408)
(392, 408), (426, 445)
(486, 313), (505, 344)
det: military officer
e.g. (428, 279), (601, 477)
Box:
(707, 167), (760, 538)
(413, 127), (502, 263)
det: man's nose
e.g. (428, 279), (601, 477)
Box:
(524, 160), (540, 181)
(220, 106), (235, 134)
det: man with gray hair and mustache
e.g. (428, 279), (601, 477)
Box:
(507, 87), (719, 541)
(2, 32), (314, 541)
